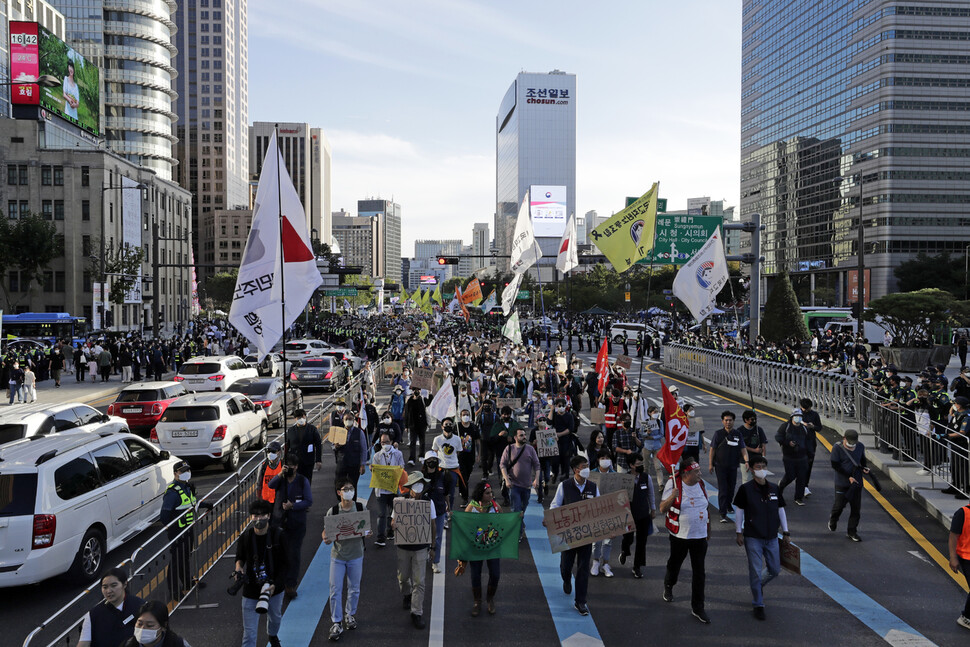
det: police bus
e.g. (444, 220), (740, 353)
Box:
(0, 312), (89, 346)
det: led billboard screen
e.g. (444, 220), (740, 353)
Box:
(530, 185), (567, 237)
(9, 21), (40, 105)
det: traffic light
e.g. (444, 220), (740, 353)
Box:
(437, 256), (459, 265)
(105, 310), (114, 327)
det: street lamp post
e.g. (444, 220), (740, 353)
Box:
(857, 175), (865, 310)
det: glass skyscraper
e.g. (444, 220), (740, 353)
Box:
(741, 0), (970, 303)
(495, 70), (576, 278)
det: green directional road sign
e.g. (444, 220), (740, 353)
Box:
(626, 196), (667, 213)
(322, 287), (359, 297)
(637, 215), (721, 265)
(517, 290), (530, 300)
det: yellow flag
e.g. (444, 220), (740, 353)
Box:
(432, 283), (442, 306)
(370, 464), (404, 493)
(590, 182), (659, 273)
(418, 321), (430, 339)
(411, 287), (422, 304)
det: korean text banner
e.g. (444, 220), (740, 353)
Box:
(590, 183), (659, 273)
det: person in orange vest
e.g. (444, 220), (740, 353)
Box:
(948, 502), (970, 630)
(257, 442), (285, 524)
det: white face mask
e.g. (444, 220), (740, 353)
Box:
(460, 389), (467, 395)
(381, 443), (391, 452)
(599, 459), (612, 470)
(556, 406), (565, 414)
(688, 411), (696, 418)
(297, 418), (307, 426)
(342, 489), (355, 501)
(651, 413), (660, 420)
(133, 627), (158, 645)
(844, 441), (857, 450)
(267, 453), (278, 463)
(753, 469), (769, 479)
(578, 467), (590, 479)
(178, 472), (191, 482)
(461, 415), (471, 423)
(411, 482), (425, 494)
(382, 417), (391, 423)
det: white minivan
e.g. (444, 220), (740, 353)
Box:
(0, 432), (179, 586)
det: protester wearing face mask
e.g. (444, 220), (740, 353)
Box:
(618, 453), (657, 579)
(590, 448), (617, 578)
(257, 442), (284, 511)
(159, 461), (212, 600)
(456, 408), (480, 505)
(612, 414), (642, 474)
(393, 472), (437, 629)
(433, 418), (464, 513)
(660, 459), (712, 624)
(489, 406), (523, 505)
(234, 499), (287, 647)
(118, 600), (190, 647)
(404, 388), (429, 465)
(371, 431), (405, 547)
(547, 455), (599, 616)
(334, 413), (370, 495)
(267, 453), (313, 598)
(286, 408), (323, 483)
(322, 478), (369, 641)
(679, 403), (706, 464)
(377, 410), (403, 449)
(78, 568), (144, 647)
(732, 455), (791, 620)
(829, 429), (870, 542)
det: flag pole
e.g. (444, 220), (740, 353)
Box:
(275, 124), (290, 435)
(727, 261), (756, 412)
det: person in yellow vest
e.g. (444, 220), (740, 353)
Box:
(159, 461), (212, 600)
(948, 502), (970, 630)
(257, 441), (285, 524)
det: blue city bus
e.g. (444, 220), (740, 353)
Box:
(0, 312), (89, 345)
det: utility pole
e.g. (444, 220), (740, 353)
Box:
(725, 212), (764, 346)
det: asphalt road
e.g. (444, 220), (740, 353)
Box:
(5, 353), (969, 647)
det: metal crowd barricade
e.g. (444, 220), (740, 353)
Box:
(23, 353), (392, 647)
(662, 343), (855, 421)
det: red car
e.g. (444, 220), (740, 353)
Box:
(107, 381), (189, 435)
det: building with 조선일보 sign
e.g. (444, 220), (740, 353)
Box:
(495, 70), (576, 280)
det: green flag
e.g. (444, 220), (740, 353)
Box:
(448, 511), (521, 561)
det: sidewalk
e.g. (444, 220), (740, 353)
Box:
(5, 370), (176, 409)
(661, 349), (969, 530)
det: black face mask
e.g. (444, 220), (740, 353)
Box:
(443, 426), (454, 433)
(284, 467), (295, 477)
(635, 465), (645, 474)
(254, 519), (269, 530)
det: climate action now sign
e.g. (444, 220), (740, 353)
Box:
(637, 215), (721, 265)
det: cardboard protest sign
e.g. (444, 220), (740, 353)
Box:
(470, 343), (481, 355)
(590, 408), (605, 424)
(496, 398), (519, 412)
(488, 342), (501, 352)
(411, 368), (434, 391)
(393, 498), (433, 546)
(543, 489), (633, 553)
(370, 464), (404, 492)
(536, 428), (559, 458)
(324, 510), (371, 542)
(588, 471), (635, 497)
(616, 355), (633, 370)
(329, 426), (348, 445)
(385, 360), (403, 377)
(781, 541), (801, 575)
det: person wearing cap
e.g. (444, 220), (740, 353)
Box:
(941, 396), (970, 500)
(420, 450), (454, 573)
(392, 472), (437, 629)
(732, 454), (790, 620)
(159, 461), (212, 599)
(798, 399), (822, 495)
(829, 429), (870, 542)
(257, 441), (284, 515)
(739, 410), (767, 484)
(287, 408), (323, 483)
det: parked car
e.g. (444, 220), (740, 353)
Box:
(151, 392), (268, 471)
(227, 377), (303, 428)
(0, 403), (129, 448)
(321, 348), (364, 372)
(610, 322), (660, 344)
(0, 432), (179, 586)
(283, 339), (331, 358)
(242, 352), (297, 378)
(107, 381), (189, 435)
(174, 355), (257, 392)
(290, 356), (347, 391)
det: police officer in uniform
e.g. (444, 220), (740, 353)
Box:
(159, 461), (212, 599)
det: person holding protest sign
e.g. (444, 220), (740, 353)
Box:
(462, 480), (504, 616)
(547, 455), (599, 616)
(372, 431), (405, 547)
(392, 472), (437, 629)
(322, 478), (368, 641)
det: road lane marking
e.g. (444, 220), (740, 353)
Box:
(523, 501), (605, 647)
(704, 481), (936, 647)
(428, 529), (446, 647)
(646, 363), (969, 594)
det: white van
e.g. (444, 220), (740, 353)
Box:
(0, 432), (179, 586)
(609, 322), (660, 344)
(823, 318), (891, 346)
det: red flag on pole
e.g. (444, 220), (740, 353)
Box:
(595, 337), (610, 396)
(656, 380), (690, 472)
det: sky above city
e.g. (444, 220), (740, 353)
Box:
(249, 0), (741, 255)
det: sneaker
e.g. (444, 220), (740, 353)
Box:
(804, 487), (812, 496)
(795, 499), (805, 506)
(915, 468), (931, 476)
(942, 486), (958, 495)
(619, 551), (628, 565)
(958, 615), (970, 630)
(663, 585), (673, 602)
(753, 606), (766, 621)
(343, 614), (357, 630)
(563, 578), (572, 595)
(632, 567), (643, 579)
(403, 594), (412, 610)
(574, 602), (589, 616)
(432, 563), (442, 574)
(956, 492), (969, 500)
(590, 559), (600, 576)
(692, 608), (711, 624)
(375, 537), (387, 547)
(719, 515), (730, 523)
(411, 613), (426, 629)
(328, 623), (343, 641)
(828, 519), (837, 532)
(269, 636), (282, 647)
(847, 532), (862, 542)
(602, 564), (614, 578)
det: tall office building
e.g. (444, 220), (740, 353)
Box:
(414, 239), (462, 261)
(472, 222), (491, 264)
(172, 0), (249, 280)
(49, 0), (178, 180)
(250, 122), (332, 248)
(358, 198), (401, 282)
(741, 1), (970, 303)
(0, 0), (66, 116)
(495, 70), (576, 278)
(332, 212), (378, 277)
